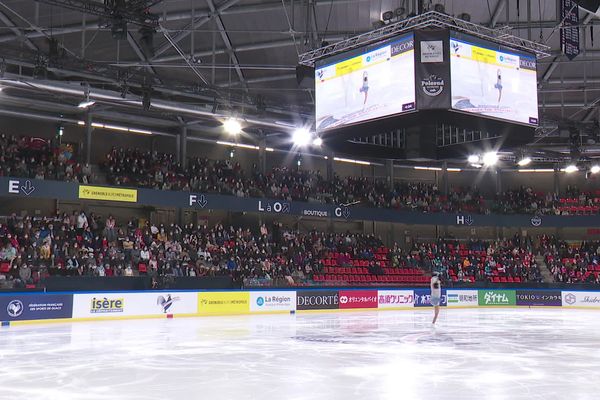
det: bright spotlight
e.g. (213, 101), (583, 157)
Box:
(517, 156), (532, 166)
(564, 164), (579, 173)
(223, 118), (242, 135)
(292, 128), (311, 146)
(312, 137), (323, 147)
(482, 152), (498, 166)
(591, 165), (600, 174)
(467, 155), (480, 164)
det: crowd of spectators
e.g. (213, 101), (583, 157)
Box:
(491, 187), (556, 215)
(103, 147), (486, 213)
(8, 209), (600, 288)
(102, 146), (600, 216)
(543, 236), (600, 284)
(0, 133), (93, 183)
(409, 236), (542, 283)
(2, 133), (600, 217)
(0, 212), (388, 289)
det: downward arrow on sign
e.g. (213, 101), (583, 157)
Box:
(21, 180), (35, 195)
(197, 194), (208, 208)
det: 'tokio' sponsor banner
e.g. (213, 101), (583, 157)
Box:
(377, 290), (414, 308)
(446, 290), (478, 307)
(198, 292), (250, 315)
(414, 289), (447, 307)
(250, 291), (296, 312)
(562, 291), (600, 307)
(72, 292), (197, 318)
(296, 290), (339, 310)
(78, 185), (138, 203)
(516, 290), (562, 306)
(478, 290), (516, 306)
(0, 294), (73, 321)
(339, 290), (378, 309)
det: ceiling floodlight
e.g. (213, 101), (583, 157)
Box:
(293, 128), (311, 146)
(482, 152), (498, 166)
(223, 118), (242, 135)
(517, 156), (532, 166)
(467, 154), (480, 164)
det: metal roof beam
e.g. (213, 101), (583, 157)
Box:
(0, 0), (365, 43)
(537, 11), (597, 97)
(490, 0), (507, 28)
(0, 8), (38, 51)
(538, 56), (561, 89)
(151, 34), (346, 63)
(216, 73), (296, 87)
(126, 32), (163, 84)
(151, 0), (240, 61)
(205, 0), (246, 88)
(299, 11), (551, 65)
(153, 39), (295, 63)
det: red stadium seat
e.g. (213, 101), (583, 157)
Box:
(0, 263), (10, 273)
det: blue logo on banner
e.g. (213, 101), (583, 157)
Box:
(0, 294), (73, 321)
(7, 300), (23, 317)
(414, 289), (447, 307)
(256, 297), (265, 306)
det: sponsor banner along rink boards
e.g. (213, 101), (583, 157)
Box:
(414, 289), (447, 307)
(478, 290), (516, 306)
(377, 290), (415, 308)
(446, 290), (479, 307)
(339, 290), (378, 309)
(72, 292), (197, 318)
(296, 290), (339, 310)
(250, 291), (296, 312)
(562, 291), (600, 307)
(0, 294), (73, 321)
(516, 290), (562, 307)
(198, 292), (250, 315)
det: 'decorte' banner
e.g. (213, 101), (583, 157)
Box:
(296, 290), (339, 310)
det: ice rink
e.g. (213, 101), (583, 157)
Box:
(1, 308), (599, 400)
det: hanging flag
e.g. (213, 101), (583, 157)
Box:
(561, 0), (580, 60)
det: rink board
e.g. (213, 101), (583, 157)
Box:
(2, 288), (599, 326)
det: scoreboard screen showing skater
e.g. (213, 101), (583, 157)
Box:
(315, 33), (416, 131)
(449, 33), (539, 126)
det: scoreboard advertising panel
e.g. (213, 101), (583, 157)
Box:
(449, 32), (538, 126)
(315, 33), (415, 131)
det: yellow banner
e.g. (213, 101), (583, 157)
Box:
(471, 46), (497, 65)
(198, 292), (250, 315)
(79, 185), (138, 203)
(335, 55), (363, 77)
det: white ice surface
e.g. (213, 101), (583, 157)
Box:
(1, 308), (599, 400)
